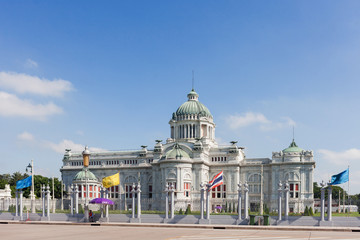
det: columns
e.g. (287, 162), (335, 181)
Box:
(15, 191), (18, 217)
(165, 184), (169, 219)
(46, 185), (51, 221)
(136, 183), (141, 219)
(75, 185), (79, 214)
(278, 181), (282, 221)
(131, 184), (136, 219)
(100, 187), (105, 218)
(320, 182), (325, 221)
(327, 185), (332, 221)
(284, 181), (289, 220)
(206, 184), (210, 220)
(170, 184), (175, 219)
(43, 185), (47, 217)
(200, 183), (205, 220)
(105, 189), (109, 220)
(237, 183), (242, 220)
(19, 190), (23, 220)
(244, 182), (249, 219)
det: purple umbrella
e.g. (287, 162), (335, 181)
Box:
(89, 198), (114, 205)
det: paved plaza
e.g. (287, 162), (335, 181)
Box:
(0, 224), (359, 240)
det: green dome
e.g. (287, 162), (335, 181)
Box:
(175, 89), (212, 119)
(166, 143), (190, 159)
(73, 168), (99, 181)
(283, 140), (303, 153)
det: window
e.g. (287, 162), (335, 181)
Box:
(184, 182), (191, 197)
(125, 185), (137, 198)
(148, 185), (152, 198)
(289, 183), (299, 198)
(212, 185), (226, 198)
(107, 186), (119, 198)
(248, 173), (261, 194)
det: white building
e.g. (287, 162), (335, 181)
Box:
(60, 89), (315, 213)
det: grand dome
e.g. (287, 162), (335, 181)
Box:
(173, 89), (212, 119)
(73, 168), (99, 181)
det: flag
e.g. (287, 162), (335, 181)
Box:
(102, 173), (120, 188)
(209, 171), (223, 190)
(330, 168), (349, 185)
(16, 176), (32, 189)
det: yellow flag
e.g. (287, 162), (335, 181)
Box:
(102, 173), (120, 188)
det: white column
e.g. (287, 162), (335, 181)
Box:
(75, 185), (79, 214)
(105, 190), (109, 219)
(137, 184), (141, 219)
(131, 184), (136, 219)
(69, 185), (73, 216)
(244, 182), (249, 219)
(15, 191), (18, 217)
(237, 183), (242, 220)
(20, 190), (23, 220)
(278, 181), (282, 221)
(320, 182), (325, 221)
(206, 184), (210, 220)
(46, 185), (50, 221)
(200, 183), (205, 219)
(170, 184), (175, 219)
(284, 181), (289, 220)
(165, 184), (169, 219)
(328, 185), (332, 221)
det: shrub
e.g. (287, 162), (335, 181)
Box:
(304, 206), (309, 216)
(179, 208), (183, 215)
(225, 202), (228, 213)
(185, 205), (191, 215)
(309, 207), (314, 216)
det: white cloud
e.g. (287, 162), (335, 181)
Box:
(225, 112), (296, 131)
(0, 72), (73, 97)
(45, 139), (106, 154)
(0, 91), (63, 120)
(318, 148), (360, 166)
(24, 59), (38, 69)
(17, 131), (35, 141)
(226, 112), (270, 129)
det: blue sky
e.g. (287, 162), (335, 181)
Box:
(1, 1), (360, 193)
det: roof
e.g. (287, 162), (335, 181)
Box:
(174, 89), (212, 119)
(165, 143), (190, 160)
(283, 140), (303, 153)
(73, 168), (99, 181)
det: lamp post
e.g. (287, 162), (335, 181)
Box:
(82, 146), (90, 222)
(26, 160), (35, 213)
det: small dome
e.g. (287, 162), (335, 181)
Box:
(283, 140), (303, 153)
(174, 89), (212, 119)
(73, 168), (99, 181)
(166, 143), (190, 159)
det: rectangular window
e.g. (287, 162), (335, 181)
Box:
(149, 185), (152, 198)
(212, 184), (226, 198)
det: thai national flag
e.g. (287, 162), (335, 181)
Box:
(209, 171), (223, 190)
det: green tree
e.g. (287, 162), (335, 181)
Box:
(309, 207), (314, 216)
(304, 206), (309, 216)
(228, 202), (232, 213)
(225, 202), (228, 213)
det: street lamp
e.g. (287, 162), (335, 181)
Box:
(26, 160), (35, 213)
(82, 146), (90, 221)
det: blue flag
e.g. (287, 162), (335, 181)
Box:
(16, 176), (32, 189)
(330, 169), (349, 185)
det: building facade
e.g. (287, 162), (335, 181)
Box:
(60, 89), (315, 213)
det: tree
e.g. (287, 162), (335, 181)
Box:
(309, 207), (314, 216)
(228, 202), (232, 213)
(304, 206), (309, 216)
(225, 202), (228, 213)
